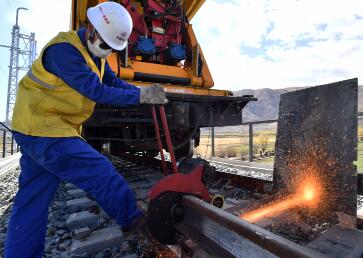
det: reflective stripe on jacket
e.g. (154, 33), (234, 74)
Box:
(12, 31), (105, 137)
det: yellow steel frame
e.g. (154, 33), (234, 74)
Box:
(132, 82), (232, 96)
(185, 0), (206, 20)
(71, 0), (232, 97)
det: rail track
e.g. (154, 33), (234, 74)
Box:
(1, 154), (363, 258)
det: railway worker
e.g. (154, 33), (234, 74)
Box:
(5, 2), (165, 258)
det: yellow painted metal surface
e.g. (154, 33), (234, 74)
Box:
(71, 0), (206, 27)
(130, 81), (232, 97)
(185, 0), (206, 20)
(186, 25), (214, 88)
(71, 0), (223, 97)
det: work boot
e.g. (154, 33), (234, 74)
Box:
(122, 216), (146, 238)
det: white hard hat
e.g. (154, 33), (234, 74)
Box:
(87, 2), (133, 51)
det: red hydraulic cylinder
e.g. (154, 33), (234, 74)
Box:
(158, 105), (178, 174)
(150, 106), (168, 176)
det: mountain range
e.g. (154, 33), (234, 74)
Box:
(235, 86), (363, 123)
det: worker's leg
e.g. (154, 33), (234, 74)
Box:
(45, 137), (142, 226)
(12, 133), (142, 228)
(5, 149), (60, 258)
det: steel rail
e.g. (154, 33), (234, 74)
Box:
(0, 152), (21, 179)
(176, 195), (327, 258)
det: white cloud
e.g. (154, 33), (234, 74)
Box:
(1, 0), (363, 121)
(19, 0), (72, 50)
(194, 0), (271, 49)
(0, 0), (71, 120)
(193, 0), (363, 90)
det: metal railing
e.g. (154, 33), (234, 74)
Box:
(242, 119), (278, 162)
(206, 119), (278, 162)
(203, 112), (363, 166)
(0, 128), (19, 158)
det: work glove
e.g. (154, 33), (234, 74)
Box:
(140, 84), (168, 105)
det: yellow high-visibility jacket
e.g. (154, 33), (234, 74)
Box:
(12, 31), (105, 137)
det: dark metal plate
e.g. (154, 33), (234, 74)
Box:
(273, 79), (358, 217)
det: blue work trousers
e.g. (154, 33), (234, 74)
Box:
(5, 132), (141, 258)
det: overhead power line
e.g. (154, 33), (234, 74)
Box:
(0, 65), (8, 78)
(5, 0), (13, 10)
(0, 45), (10, 78)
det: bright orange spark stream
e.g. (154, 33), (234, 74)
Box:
(241, 177), (321, 223)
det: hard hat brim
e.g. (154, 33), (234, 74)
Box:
(87, 7), (127, 51)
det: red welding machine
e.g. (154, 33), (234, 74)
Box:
(146, 105), (216, 244)
(147, 158), (215, 244)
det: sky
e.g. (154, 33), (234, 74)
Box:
(0, 0), (71, 121)
(1, 0), (363, 120)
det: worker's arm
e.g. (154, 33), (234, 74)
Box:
(102, 62), (139, 90)
(42, 43), (140, 107)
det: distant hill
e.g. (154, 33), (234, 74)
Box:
(205, 85), (363, 134)
(235, 86), (363, 123)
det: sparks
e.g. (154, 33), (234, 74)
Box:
(240, 176), (322, 223)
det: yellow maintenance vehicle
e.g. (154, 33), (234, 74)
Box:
(71, 0), (255, 159)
